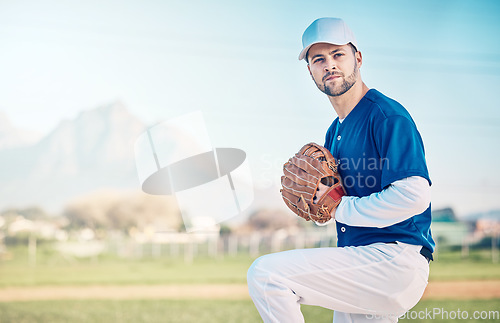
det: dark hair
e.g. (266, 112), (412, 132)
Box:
(306, 43), (357, 64)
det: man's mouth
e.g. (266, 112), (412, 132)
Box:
(323, 73), (341, 82)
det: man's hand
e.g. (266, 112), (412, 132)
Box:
(313, 182), (329, 204)
(314, 182), (338, 219)
(281, 142), (345, 223)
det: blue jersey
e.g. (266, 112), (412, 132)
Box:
(324, 89), (435, 252)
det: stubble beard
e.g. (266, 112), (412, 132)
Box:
(316, 61), (359, 97)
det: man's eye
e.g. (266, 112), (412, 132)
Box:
(334, 53), (344, 58)
(313, 58), (324, 64)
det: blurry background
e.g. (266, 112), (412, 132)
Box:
(0, 1), (499, 322)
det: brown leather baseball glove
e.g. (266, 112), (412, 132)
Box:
(281, 142), (345, 223)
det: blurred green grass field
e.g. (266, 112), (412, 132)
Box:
(1, 247), (500, 287)
(0, 299), (499, 323)
(0, 246), (499, 322)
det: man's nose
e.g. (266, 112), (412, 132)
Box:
(323, 58), (336, 71)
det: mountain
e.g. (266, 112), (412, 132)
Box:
(0, 112), (42, 149)
(0, 102), (146, 212)
(0, 103), (280, 218)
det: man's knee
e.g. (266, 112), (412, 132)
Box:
(247, 253), (278, 294)
(247, 255), (267, 284)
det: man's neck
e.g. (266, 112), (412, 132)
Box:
(328, 81), (370, 119)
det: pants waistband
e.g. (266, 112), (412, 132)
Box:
(420, 246), (433, 263)
(386, 242), (433, 263)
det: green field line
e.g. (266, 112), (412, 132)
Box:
(0, 299), (499, 323)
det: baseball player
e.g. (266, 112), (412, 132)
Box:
(247, 17), (435, 323)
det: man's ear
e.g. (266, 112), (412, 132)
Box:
(356, 51), (363, 68)
(307, 64), (312, 76)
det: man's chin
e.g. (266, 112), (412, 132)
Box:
(324, 87), (344, 97)
(325, 80), (357, 97)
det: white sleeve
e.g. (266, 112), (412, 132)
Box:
(333, 176), (431, 228)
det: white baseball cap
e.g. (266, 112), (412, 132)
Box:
(299, 18), (358, 61)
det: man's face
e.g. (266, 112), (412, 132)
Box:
(307, 43), (361, 97)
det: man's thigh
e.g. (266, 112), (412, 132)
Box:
(251, 242), (428, 316)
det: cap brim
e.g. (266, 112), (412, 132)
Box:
(298, 40), (355, 61)
(298, 44), (313, 61)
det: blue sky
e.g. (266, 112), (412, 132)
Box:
(0, 0), (499, 216)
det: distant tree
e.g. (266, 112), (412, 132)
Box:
(1, 206), (49, 220)
(432, 207), (457, 222)
(63, 192), (116, 230)
(219, 224), (232, 236)
(63, 190), (182, 232)
(247, 208), (299, 232)
(108, 193), (181, 231)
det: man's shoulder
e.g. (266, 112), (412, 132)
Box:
(364, 89), (411, 120)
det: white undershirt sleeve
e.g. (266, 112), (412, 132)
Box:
(330, 176), (431, 228)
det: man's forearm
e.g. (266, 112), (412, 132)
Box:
(334, 176), (431, 228)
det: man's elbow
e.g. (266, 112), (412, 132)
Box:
(413, 178), (431, 214)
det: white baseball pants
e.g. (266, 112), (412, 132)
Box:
(247, 242), (429, 323)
